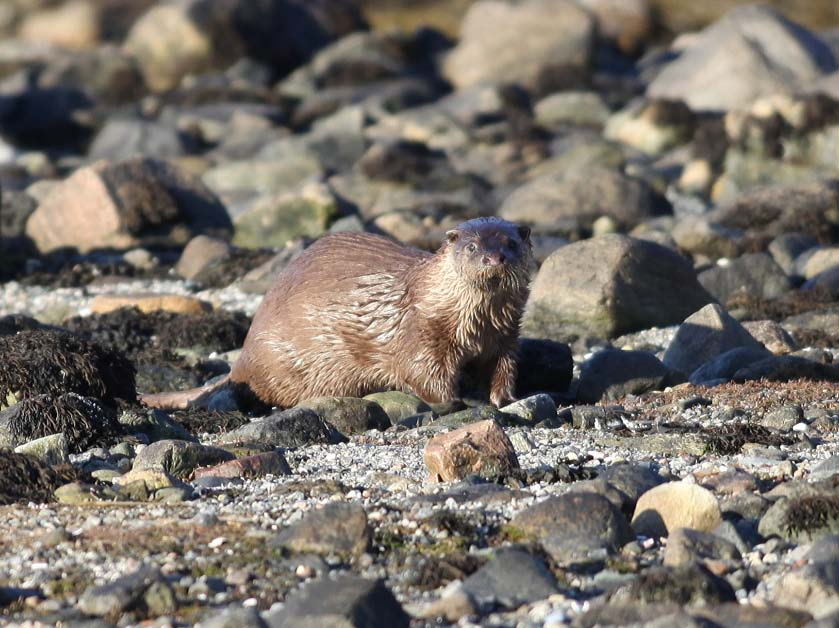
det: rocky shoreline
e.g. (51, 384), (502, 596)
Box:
(2, 0), (839, 626)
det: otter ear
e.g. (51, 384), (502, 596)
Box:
(446, 230), (460, 244)
(517, 225), (531, 241)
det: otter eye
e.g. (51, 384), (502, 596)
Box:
(466, 242), (477, 252)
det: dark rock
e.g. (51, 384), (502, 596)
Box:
(663, 527), (742, 566)
(217, 408), (347, 448)
(577, 349), (674, 403)
(462, 548), (558, 612)
(598, 464), (667, 515)
(574, 603), (698, 628)
(693, 603), (812, 628)
(523, 235), (714, 342)
(609, 563), (736, 606)
(0, 450), (76, 505)
(362, 392), (431, 423)
(200, 605), (269, 628)
(271, 502), (370, 557)
(0, 329), (136, 405)
(515, 338), (573, 396)
(761, 405), (805, 431)
(689, 346), (772, 385)
(132, 439), (235, 479)
(511, 492), (634, 563)
(733, 356), (839, 383)
(78, 565), (176, 617)
(663, 303), (764, 377)
(296, 397), (391, 434)
(698, 253), (792, 304)
(264, 575), (409, 628)
(0, 394), (120, 453)
(803, 267), (839, 298)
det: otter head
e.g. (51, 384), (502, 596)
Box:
(444, 217), (532, 290)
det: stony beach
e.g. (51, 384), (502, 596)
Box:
(1, 0), (839, 626)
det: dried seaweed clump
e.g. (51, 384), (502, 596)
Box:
(64, 307), (251, 358)
(785, 494), (839, 540)
(1, 393), (121, 452)
(169, 408), (250, 435)
(0, 330), (136, 406)
(702, 421), (794, 456)
(0, 450), (77, 505)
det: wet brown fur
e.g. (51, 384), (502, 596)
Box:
(142, 218), (532, 409)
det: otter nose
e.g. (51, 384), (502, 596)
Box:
(482, 253), (505, 266)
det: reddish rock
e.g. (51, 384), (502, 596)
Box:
(174, 235), (232, 281)
(90, 293), (211, 315)
(192, 451), (291, 481)
(424, 419), (519, 483)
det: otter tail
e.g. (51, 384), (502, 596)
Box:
(139, 374), (232, 410)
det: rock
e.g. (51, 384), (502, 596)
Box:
(424, 419), (519, 482)
(604, 99), (694, 155)
(25, 157), (232, 253)
(13, 433), (70, 466)
(174, 235), (233, 281)
(499, 167), (670, 236)
(462, 548), (558, 611)
(632, 481), (722, 537)
(688, 346), (772, 385)
(232, 183), (338, 249)
(18, 0), (100, 50)
(733, 356), (839, 384)
(769, 233), (820, 276)
(523, 235), (714, 341)
(125, 0), (365, 92)
(515, 338), (574, 396)
(193, 451), (290, 481)
(119, 408), (196, 443)
(416, 580), (478, 623)
(114, 468), (190, 499)
(78, 565), (176, 617)
(88, 118), (187, 162)
(429, 406), (514, 429)
(202, 155), (322, 209)
(759, 491), (839, 544)
(271, 502), (370, 557)
(698, 253), (792, 304)
(800, 246), (839, 280)
(264, 575), (409, 628)
(1, 450), (77, 505)
(577, 349), (674, 403)
(761, 405), (805, 431)
(500, 394), (557, 425)
(647, 5), (837, 112)
(578, 0), (654, 55)
(663, 527), (742, 566)
(742, 320), (797, 355)
(296, 397), (391, 435)
(783, 308), (839, 344)
(443, 0), (594, 93)
(132, 439), (234, 479)
(663, 303), (764, 377)
(772, 562), (839, 619)
(511, 492), (634, 562)
(811, 457), (839, 482)
(534, 91), (611, 129)
(90, 293), (211, 315)
(708, 181), (839, 243)
(217, 408), (347, 448)
(0, 393), (120, 453)
(362, 392), (431, 424)
(200, 606), (269, 628)
(609, 563), (736, 605)
(598, 464), (667, 514)
(804, 267), (839, 298)
(806, 535), (839, 563)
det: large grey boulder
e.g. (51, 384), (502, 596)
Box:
(647, 5), (837, 111)
(522, 234), (714, 341)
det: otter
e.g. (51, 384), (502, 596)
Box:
(141, 217), (532, 410)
